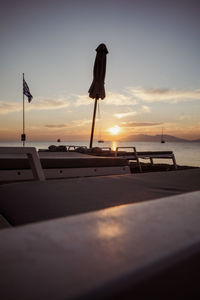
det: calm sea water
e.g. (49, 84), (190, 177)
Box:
(0, 141), (200, 167)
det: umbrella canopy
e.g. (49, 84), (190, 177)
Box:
(89, 44), (108, 148)
(88, 43), (108, 100)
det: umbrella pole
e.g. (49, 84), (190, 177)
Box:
(89, 98), (98, 148)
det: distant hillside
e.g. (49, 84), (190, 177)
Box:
(191, 139), (200, 143)
(122, 134), (191, 142)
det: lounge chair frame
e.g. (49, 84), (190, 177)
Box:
(0, 147), (45, 181)
(115, 147), (177, 172)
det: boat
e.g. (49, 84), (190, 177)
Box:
(161, 128), (165, 143)
(98, 140), (104, 143)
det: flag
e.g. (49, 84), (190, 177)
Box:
(23, 79), (33, 102)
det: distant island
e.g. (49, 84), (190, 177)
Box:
(121, 134), (200, 143)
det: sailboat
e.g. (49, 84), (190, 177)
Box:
(161, 128), (165, 143)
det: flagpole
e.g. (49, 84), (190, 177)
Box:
(22, 73), (25, 147)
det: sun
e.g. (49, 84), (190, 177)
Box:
(108, 125), (120, 135)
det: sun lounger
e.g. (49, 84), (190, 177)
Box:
(0, 147), (45, 181)
(115, 147), (177, 172)
(0, 150), (130, 182)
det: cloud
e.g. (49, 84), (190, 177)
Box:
(114, 111), (138, 119)
(106, 92), (137, 106)
(44, 124), (68, 128)
(74, 94), (92, 107)
(30, 98), (69, 110)
(121, 122), (162, 127)
(114, 105), (151, 119)
(0, 98), (70, 114)
(178, 114), (193, 121)
(44, 119), (91, 130)
(141, 105), (151, 112)
(71, 119), (91, 127)
(0, 101), (21, 114)
(74, 88), (200, 106)
(128, 88), (200, 103)
(2, 86), (199, 116)
(74, 92), (137, 107)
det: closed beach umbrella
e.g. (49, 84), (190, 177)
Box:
(89, 43), (108, 148)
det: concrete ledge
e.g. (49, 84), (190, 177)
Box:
(1, 169), (200, 226)
(0, 191), (200, 299)
(0, 214), (11, 229)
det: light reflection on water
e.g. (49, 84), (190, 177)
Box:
(0, 140), (200, 167)
(111, 141), (117, 151)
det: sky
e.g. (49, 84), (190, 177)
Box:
(0, 0), (200, 142)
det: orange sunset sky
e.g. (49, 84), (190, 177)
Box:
(0, 0), (200, 142)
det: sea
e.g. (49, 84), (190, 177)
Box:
(0, 140), (200, 167)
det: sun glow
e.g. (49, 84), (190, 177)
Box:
(108, 125), (120, 135)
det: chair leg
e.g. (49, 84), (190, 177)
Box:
(133, 147), (142, 173)
(172, 154), (177, 170)
(27, 152), (45, 181)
